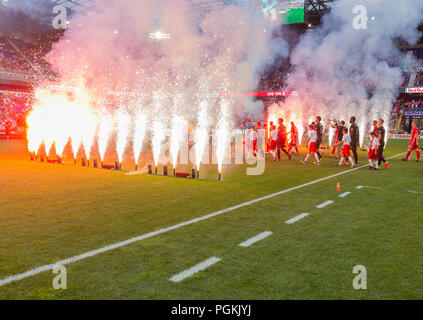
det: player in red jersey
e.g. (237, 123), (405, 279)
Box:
(372, 120), (378, 134)
(287, 121), (299, 155)
(277, 118), (291, 160)
(402, 121), (421, 162)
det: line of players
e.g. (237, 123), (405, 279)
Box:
(248, 116), (421, 170)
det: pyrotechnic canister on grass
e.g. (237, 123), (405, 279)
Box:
(163, 166), (168, 176)
(148, 164), (153, 174)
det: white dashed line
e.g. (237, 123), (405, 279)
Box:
(239, 231), (272, 247)
(316, 200), (334, 209)
(339, 192), (351, 198)
(286, 213), (310, 224)
(169, 257), (222, 283)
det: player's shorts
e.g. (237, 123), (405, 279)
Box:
(309, 142), (317, 153)
(409, 143), (419, 150)
(342, 145), (351, 157)
(368, 149), (378, 160)
(277, 139), (286, 148)
(270, 140), (277, 150)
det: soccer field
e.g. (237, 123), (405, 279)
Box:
(0, 139), (422, 299)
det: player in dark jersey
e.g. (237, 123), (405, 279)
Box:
(315, 116), (324, 160)
(349, 116), (360, 166)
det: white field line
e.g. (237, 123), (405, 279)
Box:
(0, 152), (406, 287)
(408, 190), (423, 194)
(169, 257), (221, 283)
(356, 185), (380, 190)
(316, 200), (334, 209)
(239, 231), (272, 247)
(286, 213), (310, 224)
(339, 192), (351, 198)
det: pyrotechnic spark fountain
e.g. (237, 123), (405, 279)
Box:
(216, 98), (231, 176)
(170, 115), (186, 170)
(116, 109), (131, 164)
(195, 101), (210, 172)
(80, 111), (97, 165)
(98, 113), (113, 163)
(151, 120), (165, 168)
(133, 111), (147, 170)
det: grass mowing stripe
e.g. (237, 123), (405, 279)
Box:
(0, 152), (406, 287)
(285, 213), (310, 224)
(316, 200), (334, 208)
(169, 257), (222, 283)
(239, 231), (272, 247)
(339, 192), (351, 198)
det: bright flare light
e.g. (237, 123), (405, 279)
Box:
(149, 31), (171, 40)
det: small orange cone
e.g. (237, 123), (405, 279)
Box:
(337, 182), (341, 192)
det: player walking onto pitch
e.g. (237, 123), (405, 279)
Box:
(315, 116), (324, 160)
(377, 119), (389, 169)
(368, 131), (380, 170)
(277, 118), (292, 160)
(300, 124), (321, 165)
(269, 124), (278, 161)
(402, 121), (421, 162)
(287, 121), (299, 155)
(333, 128), (355, 168)
(349, 116), (360, 166)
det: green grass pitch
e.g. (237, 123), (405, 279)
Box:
(0, 139), (422, 299)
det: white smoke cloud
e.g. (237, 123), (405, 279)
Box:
(284, 0), (423, 131)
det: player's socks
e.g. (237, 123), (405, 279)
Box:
(314, 153), (320, 163)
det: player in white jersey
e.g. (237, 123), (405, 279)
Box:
(368, 131), (380, 170)
(269, 125), (278, 161)
(333, 127), (355, 167)
(300, 124), (321, 165)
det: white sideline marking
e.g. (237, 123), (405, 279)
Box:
(239, 231), (272, 247)
(169, 257), (221, 283)
(316, 200), (334, 209)
(286, 213), (310, 224)
(0, 152), (406, 287)
(339, 192), (351, 198)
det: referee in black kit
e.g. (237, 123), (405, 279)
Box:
(349, 116), (360, 166)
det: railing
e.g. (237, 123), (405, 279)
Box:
(0, 69), (38, 82)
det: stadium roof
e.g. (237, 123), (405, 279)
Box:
(50, 0), (96, 12)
